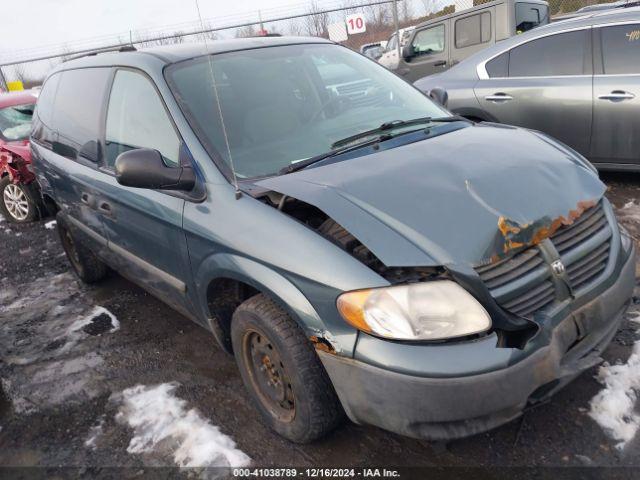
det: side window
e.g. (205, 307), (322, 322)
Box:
(485, 52), (509, 78)
(508, 30), (587, 77)
(455, 12), (491, 49)
(600, 24), (640, 75)
(515, 3), (549, 34)
(54, 68), (111, 161)
(412, 25), (445, 56)
(105, 70), (181, 169)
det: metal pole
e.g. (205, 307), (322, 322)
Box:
(0, 67), (7, 91)
(258, 10), (264, 33)
(393, 0), (400, 58)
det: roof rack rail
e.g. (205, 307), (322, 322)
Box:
(64, 45), (137, 63)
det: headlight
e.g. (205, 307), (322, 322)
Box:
(336, 280), (491, 341)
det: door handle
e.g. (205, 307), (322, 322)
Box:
(97, 202), (114, 217)
(80, 192), (95, 206)
(434, 60), (447, 67)
(485, 93), (514, 102)
(597, 90), (635, 101)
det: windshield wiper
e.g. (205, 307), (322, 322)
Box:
(278, 115), (467, 175)
(330, 115), (467, 150)
(279, 136), (385, 175)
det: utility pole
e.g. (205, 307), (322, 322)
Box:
(0, 67), (7, 91)
(392, 0), (400, 57)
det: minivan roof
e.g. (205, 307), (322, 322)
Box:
(415, 0), (549, 29)
(52, 36), (332, 72)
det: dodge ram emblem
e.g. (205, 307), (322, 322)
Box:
(551, 259), (566, 276)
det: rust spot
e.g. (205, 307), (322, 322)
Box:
(309, 335), (336, 354)
(497, 199), (598, 255)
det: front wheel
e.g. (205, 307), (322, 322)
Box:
(0, 176), (37, 223)
(231, 294), (344, 443)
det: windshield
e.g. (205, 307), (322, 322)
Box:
(166, 43), (449, 179)
(0, 103), (35, 141)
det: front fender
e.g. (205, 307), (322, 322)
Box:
(194, 252), (334, 349)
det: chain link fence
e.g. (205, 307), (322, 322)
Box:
(0, 0), (624, 90)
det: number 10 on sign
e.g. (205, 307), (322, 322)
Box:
(346, 14), (366, 34)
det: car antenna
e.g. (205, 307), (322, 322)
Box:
(194, 0), (242, 200)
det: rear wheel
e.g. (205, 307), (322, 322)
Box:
(231, 294), (343, 443)
(0, 176), (37, 223)
(56, 213), (107, 283)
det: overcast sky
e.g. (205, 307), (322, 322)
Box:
(3, 0), (439, 60)
(2, 0), (318, 58)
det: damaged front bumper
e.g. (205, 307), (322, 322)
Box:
(319, 242), (636, 441)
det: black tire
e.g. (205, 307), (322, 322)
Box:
(0, 176), (38, 223)
(56, 213), (108, 284)
(231, 294), (344, 443)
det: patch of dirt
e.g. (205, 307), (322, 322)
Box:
(82, 313), (114, 336)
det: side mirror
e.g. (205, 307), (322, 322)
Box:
(402, 44), (414, 60)
(428, 87), (449, 108)
(115, 148), (195, 191)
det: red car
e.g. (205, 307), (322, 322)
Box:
(0, 90), (40, 222)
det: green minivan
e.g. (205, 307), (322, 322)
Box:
(32, 37), (634, 443)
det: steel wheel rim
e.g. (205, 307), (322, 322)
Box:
(242, 329), (296, 422)
(3, 184), (29, 221)
(61, 228), (82, 272)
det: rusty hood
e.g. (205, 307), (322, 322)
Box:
(256, 124), (606, 267)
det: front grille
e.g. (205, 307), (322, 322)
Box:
(476, 247), (555, 318)
(476, 202), (612, 319)
(551, 203), (611, 290)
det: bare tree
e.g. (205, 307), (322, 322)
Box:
(304, 1), (330, 37)
(235, 24), (257, 38)
(400, 0), (414, 22)
(197, 20), (218, 42)
(287, 18), (305, 36)
(365, 4), (392, 28)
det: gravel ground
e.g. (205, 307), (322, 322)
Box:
(1, 172), (640, 478)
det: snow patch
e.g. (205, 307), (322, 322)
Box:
(69, 306), (120, 334)
(44, 220), (57, 230)
(85, 415), (105, 450)
(115, 383), (250, 468)
(619, 200), (640, 223)
(589, 322), (640, 450)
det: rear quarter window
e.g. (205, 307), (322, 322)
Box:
(32, 73), (61, 143)
(485, 52), (509, 78)
(53, 68), (111, 161)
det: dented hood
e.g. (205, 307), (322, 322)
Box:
(257, 124), (606, 267)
